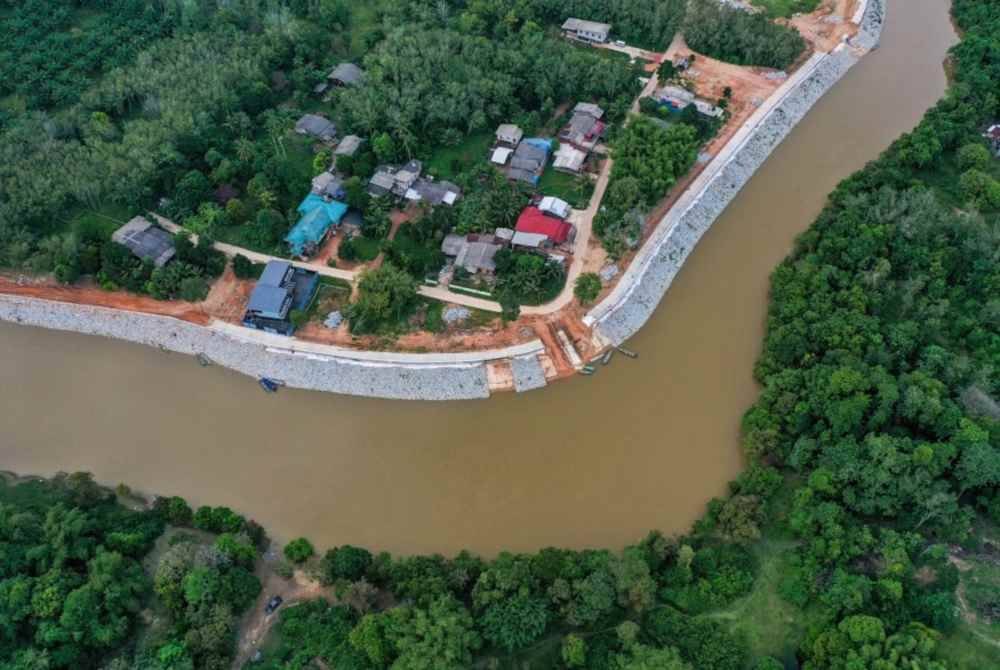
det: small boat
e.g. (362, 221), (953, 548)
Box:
(258, 378), (281, 393)
(196, 353), (213, 367)
(578, 368), (595, 376)
(615, 346), (638, 359)
(600, 350), (614, 365)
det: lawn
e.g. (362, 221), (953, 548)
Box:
(306, 276), (352, 322)
(751, 0), (821, 18)
(538, 169), (595, 208)
(424, 131), (494, 180)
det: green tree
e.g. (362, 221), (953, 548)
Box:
(575, 272), (602, 304)
(284, 538), (315, 564)
(347, 263), (419, 334)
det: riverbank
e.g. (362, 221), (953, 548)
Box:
(0, 0), (886, 401)
(585, 0), (886, 345)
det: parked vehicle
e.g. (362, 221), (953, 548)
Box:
(264, 595), (283, 615)
(614, 40), (626, 47)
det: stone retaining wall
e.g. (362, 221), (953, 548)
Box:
(584, 0), (886, 346)
(0, 296), (492, 400)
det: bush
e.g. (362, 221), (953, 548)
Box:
(321, 545), (373, 584)
(154, 496), (194, 526)
(957, 143), (991, 170)
(232, 254), (261, 279)
(574, 272), (602, 304)
(284, 537), (316, 564)
(289, 309), (309, 330)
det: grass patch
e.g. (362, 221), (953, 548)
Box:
(306, 279), (351, 322)
(538, 169), (595, 208)
(751, 0), (821, 18)
(425, 131), (494, 180)
(937, 625), (1000, 670)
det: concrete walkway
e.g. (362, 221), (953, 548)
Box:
(152, 215), (504, 312)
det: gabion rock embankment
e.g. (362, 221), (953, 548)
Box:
(585, 0), (886, 346)
(0, 296), (492, 400)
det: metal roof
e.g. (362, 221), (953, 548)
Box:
(111, 217), (176, 268)
(329, 62), (364, 85)
(258, 260), (292, 287)
(334, 135), (363, 156)
(561, 18), (611, 34)
(295, 114), (336, 139)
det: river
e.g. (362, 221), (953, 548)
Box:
(0, 0), (956, 556)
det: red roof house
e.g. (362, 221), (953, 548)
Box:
(515, 207), (572, 244)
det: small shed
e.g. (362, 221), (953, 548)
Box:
(111, 217), (176, 268)
(294, 114), (336, 141)
(491, 147), (514, 165)
(985, 124), (1000, 156)
(496, 123), (524, 147)
(329, 62), (364, 87)
(311, 172), (346, 200)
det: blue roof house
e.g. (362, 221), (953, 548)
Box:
(285, 194), (348, 258)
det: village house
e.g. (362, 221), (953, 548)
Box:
(407, 178), (462, 207)
(286, 194), (348, 258)
(334, 135), (364, 158)
(311, 172), (346, 201)
(655, 85), (725, 119)
(294, 114), (337, 142)
(553, 144), (587, 173)
(538, 196), (571, 219)
(441, 234), (503, 275)
(561, 18), (611, 43)
(328, 62), (364, 87)
(243, 260), (319, 336)
(495, 123), (524, 147)
(111, 216), (176, 268)
(985, 124), (1000, 156)
(508, 138), (552, 185)
(368, 160), (424, 198)
(513, 206), (574, 249)
(559, 103), (606, 151)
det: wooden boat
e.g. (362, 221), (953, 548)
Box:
(259, 378), (281, 393)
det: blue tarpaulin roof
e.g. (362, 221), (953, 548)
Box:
(286, 194), (348, 256)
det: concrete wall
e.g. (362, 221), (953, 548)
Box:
(584, 0), (886, 346)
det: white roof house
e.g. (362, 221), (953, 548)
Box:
(539, 196), (571, 219)
(334, 135), (364, 157)
(491, 147), (514, 165)
(511, 231), (548, 248)
(553, 144), (586, 173)
(561, 18), (611, 43)
(496, 124), (524, 146)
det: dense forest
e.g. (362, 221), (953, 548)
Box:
(2, 0), (999, 666)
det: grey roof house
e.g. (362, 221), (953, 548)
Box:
(295, 114), (337, 142)
(112, 216), (176, 268)
(329, 62), (364, 87)
(369, 160), (424, 198)
(441, 234), (503, 274)
(561, 18), (611, 43)
(408, 178), (462, 206)
(334, 135), (364, 157)
(242, 261), (319, 336)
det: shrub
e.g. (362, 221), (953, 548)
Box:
(321, 545), (373, 584)
(574, 272), (602, 304)
(957, 143), (991, 170)
(289, 309), (309, 330)
(284, 537), (315, 564)
(154, 495), (194, 526)
(232, 254), (260, 279)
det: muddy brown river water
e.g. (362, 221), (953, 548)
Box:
(0, 0), (956, 556)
